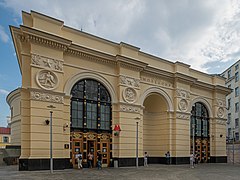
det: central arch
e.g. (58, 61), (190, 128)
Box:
(141, 87), (172, 163)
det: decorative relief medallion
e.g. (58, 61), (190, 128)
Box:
(31, 53), (63, 71)
(140, 76), (173, 88)
(30, 91), (63, 104)
(176, 89), (190, 99)
(120, 105), (140, 113)
(120, 75), (140, 87)
(122, 87), (137, 103)
(36, 70), (58, 90)
(178, 99), (188, 112)
(217, 107), (224, 118)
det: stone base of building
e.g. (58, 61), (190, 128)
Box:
(210, 156), (227, 163)
(116, 157), (190, 167)
(19, 158), (71, 171)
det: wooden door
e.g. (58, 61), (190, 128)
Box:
(71, 133), (83, 168)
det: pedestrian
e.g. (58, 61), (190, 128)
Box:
(165, 151), (170, 165)
(195, 154), (198, 165)
(144, 152), (149, 167)
(97, 152), (102, 169)
(76, 152), (83, 169)
(190, 153), (195, 168)
(88, 152), (93, 168)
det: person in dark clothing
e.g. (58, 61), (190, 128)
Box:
(97, 152), (102, 169)
(165, 151), (170, 165)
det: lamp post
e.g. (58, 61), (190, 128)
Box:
(47, 105), (56, 174)
(136, 121), (139, 168)
(190, 107), (195, 168)
(232, 129), (235, 165)
(135, 117), (140, 168)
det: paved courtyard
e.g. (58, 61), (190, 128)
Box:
(0, 164), (240, 180)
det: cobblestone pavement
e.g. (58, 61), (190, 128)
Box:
(0, 164), (240, 180)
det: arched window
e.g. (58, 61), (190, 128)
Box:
(70, 79), (112, 132)
(190, 102), (209, 138)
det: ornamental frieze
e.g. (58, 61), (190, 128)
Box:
(36, 70), (59, 90)
(140, 76), (173, 88)
(31, 53), (63, 71)
(217, 99), (226, 107)
(176, 113), (190, 120)
(120, 105), (140, 113)
(216, 119), (226, 125)
(122, 87), (137, 103)
(176, 89), (190, 99)
(30, 91), (63, 104)
(120, 75), (140, 88)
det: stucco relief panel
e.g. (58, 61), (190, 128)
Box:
(31, 53), (63, 71)
(30, 91), (63, 104)
(176, 112), (190, 120)
(176, 89), (190, 112)
(217, 107), (225, 118)
(216, 119), (226, 125)
(122, 87), (137, 103)
(36, 70), (59, 90)
(120, 105), (140, 113)
(176, 89), (190, 99)
(216, 99), (226, 118)
(120, 75), (140, 88)
(178, 99), (188, 112)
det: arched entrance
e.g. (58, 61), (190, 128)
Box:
(143, 93), (169, 160)
(190, 102), (210, 163)
(70, 79), (112, 168)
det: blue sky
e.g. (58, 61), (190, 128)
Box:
(0, 5), (21, 127)
(1, 0), (240, 127)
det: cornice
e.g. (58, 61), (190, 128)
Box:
(10, 26), (23, 74)
(214, 85), (232, 94)
(65, 43), (117, 65)
(174, 72), (197, 84)
(20, 25), (72, 50)
(6, 88), (21, 106)
(193, 80), (215, 90)
(143, 66), (174, 79)
(116, 55), (148, 71)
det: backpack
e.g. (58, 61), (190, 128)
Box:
(79, 154), (82, 160)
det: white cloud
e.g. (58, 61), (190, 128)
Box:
(0, 89), (9, 95)
(0, 25), (9, 43)
(1, 0), (240, 73)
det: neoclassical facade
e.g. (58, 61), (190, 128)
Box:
(7, 11), (230, 171)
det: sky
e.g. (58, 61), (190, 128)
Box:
(0, 0), (240, 127)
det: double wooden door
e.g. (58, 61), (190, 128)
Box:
(191, 138), (210, 163)
(71, 132), (112, 168)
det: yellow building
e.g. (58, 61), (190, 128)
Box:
(0, 127), (11, 149)
(7, 11), (230, 171)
